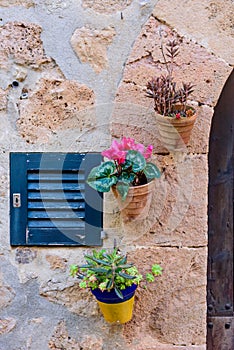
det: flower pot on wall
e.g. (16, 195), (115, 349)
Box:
(112, 180), (155, 222)
(70, 248), (162, 325)
(155, 110), (197, 151)
(91, 284), (137, 323)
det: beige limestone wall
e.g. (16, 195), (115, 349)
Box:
(0, 0), (233, 349)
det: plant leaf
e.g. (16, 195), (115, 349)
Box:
(116, 182), (130, 201)
(121, 159), (132, 171)
(118, 172), (135, 184)
(126, 150), (146, 172)
(117, 263), (134, 269)
(116, 256), (127, 265)
(146, 273), (155, 282)
(90, 267), (110, 274)
(143, 163), (161, 180)
(87, 162), (118, 192)
(69, 264), (78, 277)
(152, 264), (163, 276)
(114, 286), (124, 299)
(119, 272), (136, 280)
(106, 279), (113, 290)
(78, 264), (96, 269)
(84, 256), (111, 266)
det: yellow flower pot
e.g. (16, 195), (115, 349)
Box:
(97, 295), (135, 324)
(91, 284), (137, 324)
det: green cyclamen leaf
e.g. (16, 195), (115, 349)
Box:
(87, 162), (118, 192)
(143, 163), (161, 180)
(116, 182), (130, 201)
(118, 172), (135, 184)
(91, 162), (116, 178)
(126, 150), (146, 172)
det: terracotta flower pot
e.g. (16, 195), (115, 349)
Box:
(91, 284), (137, 324)
(155, 108), (197, 151)
(112, 180), (155, 222)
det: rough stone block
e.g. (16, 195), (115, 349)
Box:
(0, 88), (7, 110)
(81, 0), (132, 14)
(48, 320), (80, 350)
(123, 246), (207, 346)
(154, 0), (234, 65)
(40, 281), (99, 317)
(0, 318), (16, 335)
(71, 26), (116, 73)
(0, 0), (34, 7)
(15, 247), (37, 264)
(0, 22), (51, 69)
(46, 255), (67, 271)
(17, 78), (95, 143)
(0, 285), (15, 309)
(105, 154), (208, 248)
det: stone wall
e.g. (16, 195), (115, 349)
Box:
(0, 1), (233, 349)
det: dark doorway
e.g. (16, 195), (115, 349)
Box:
(207, 69), (234, 349)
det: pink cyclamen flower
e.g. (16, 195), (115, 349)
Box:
(101, 140), (126, 164)
(102, 137), (153, 164)
(132, 142), (145, 154)
(176, 113), (181, 119)
(120, 137), (145, 154)
(120, 137), (135, 150)
(143, 145), (153, 159)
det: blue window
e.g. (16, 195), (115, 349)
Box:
(10, 153), (103, 246)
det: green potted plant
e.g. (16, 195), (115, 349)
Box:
(87, 137), (161, 222)
(146, 39), (196, 151)
(70, 247), (162, 323)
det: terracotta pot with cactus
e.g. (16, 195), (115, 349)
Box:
(146, 39), (197, 151)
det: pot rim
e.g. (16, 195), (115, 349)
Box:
(112, 178), (155, 191)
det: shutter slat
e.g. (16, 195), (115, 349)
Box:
(28, 210), (85, 219)
(28, 192), (84, 200)
(27, 228), (86, 245)
(28, 219), (85, 228)
(27, 168), (85, 231)
(28, 201), (85, 210)
(27, 172), (85, 181)
(28, 183), (85, 191)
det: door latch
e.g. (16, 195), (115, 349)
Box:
(13, 193), (21, 207)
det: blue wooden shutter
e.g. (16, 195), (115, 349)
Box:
(10, 153), (103, 246)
